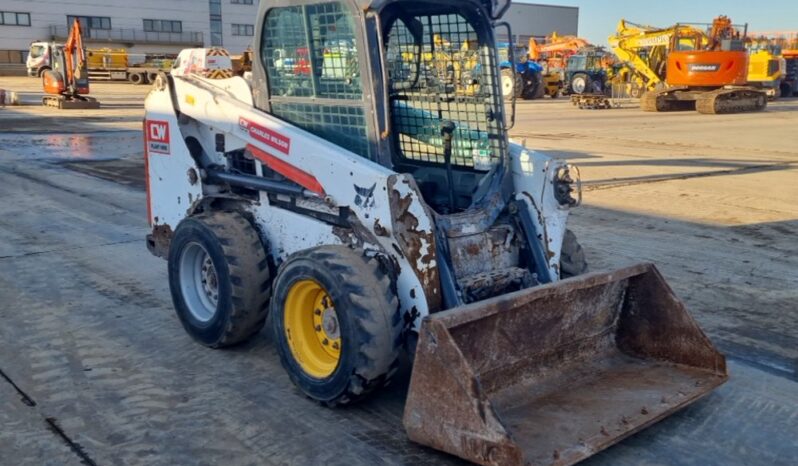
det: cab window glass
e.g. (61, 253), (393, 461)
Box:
(262, 2), (361, 99)
(261, 2), (371, 159)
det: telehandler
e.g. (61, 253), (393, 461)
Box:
(144, 1), (727, 464)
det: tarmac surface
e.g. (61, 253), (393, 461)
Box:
(0, 76), (797, 465)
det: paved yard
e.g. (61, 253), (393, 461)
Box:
(0, 76), (796, 465)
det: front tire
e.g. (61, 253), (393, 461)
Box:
(533, 83), (546, 99)
(271, 246), (401, 406)
(560, 229), (588, 278)
(168, 211), (270, 348)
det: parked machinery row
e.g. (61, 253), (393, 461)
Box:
(609, 16), (769, 114)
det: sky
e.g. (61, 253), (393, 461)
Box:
(518, 0), (798, 46)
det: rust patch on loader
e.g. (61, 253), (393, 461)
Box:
(146, 224), (174, 259)
(403, 263), (727, 466)
(388, 176), (441, 312)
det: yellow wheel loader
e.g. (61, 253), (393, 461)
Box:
(143, 1), (728, 464)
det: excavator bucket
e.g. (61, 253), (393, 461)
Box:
(403, 263), (727, 466)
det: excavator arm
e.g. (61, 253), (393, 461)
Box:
(529, 34), (590, 60)
(609, 19), (706, 90)
(63, 18), (89, 95)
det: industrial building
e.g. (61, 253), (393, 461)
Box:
(503, 2), (579, 44)
(0, 0), (578, 68)
(0, 0), (259, 67)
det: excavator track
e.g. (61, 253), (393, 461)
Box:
(640, 91), (661, 112)
(695, 87), (768, 114)
(640, 88), (695, 112)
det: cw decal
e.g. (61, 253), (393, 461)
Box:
(145, 120), (170, 155)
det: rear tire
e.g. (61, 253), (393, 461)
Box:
(533, 74), (547, 99)
(501, 69), (522, 100)
(570, 73), (589, 94)
(560, 229), (588, 278)
(779, 82), (791, 99)
(592, 79), (605, 95)
(129, 72), (145, 85)
(168, 211), (270, 348)
(271, 246), (401, 406)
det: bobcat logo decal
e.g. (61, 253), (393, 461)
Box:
(354, 183), (376, 209)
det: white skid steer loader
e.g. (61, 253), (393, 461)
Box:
(144, 1), (727, 464)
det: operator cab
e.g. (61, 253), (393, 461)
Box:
(253, 0), (511, 214)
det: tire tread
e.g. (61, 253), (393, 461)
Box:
(193, 211), (270, 347)
(274, 246), (401, 407)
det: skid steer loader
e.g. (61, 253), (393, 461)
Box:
(143, 1), (727, 464)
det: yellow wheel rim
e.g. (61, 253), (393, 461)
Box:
(284, 279), (341, 379)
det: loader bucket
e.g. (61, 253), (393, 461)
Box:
(403, 263), (727, 466)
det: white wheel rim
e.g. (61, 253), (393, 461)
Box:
(573, 77), (586, 94)
(502, 74), (514, 96)
(180, 242), (219, 322)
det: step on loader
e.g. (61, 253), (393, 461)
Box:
(143, 1), (727, 464)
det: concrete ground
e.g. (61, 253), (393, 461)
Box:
(0, 76), (796, 465)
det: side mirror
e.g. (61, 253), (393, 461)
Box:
(490, 0), (512, 20)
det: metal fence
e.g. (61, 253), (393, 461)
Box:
(49, 25), (204, 46)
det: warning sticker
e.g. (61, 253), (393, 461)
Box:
(239, 117), (291, 155)
(146, 120), (171, 155)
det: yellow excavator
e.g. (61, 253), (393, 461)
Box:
(610, 17), (767, 114)
(746, 36), (786, 98)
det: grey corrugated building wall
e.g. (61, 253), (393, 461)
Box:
(498, 2), (579, 45)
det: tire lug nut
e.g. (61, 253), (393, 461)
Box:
(315, 325), (322, 332)
(322, 338), (329, 346)
(314, 309), (322, 316)
(332, 342), (339, 350)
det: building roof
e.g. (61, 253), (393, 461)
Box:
(349, 0), (508, 18)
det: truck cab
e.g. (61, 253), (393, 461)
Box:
(171, 48), (234, 79)
(27, 42), (56, 77)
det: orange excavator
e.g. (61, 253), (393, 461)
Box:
(611, 16), (767, 114)
(42, 18), (100, 109)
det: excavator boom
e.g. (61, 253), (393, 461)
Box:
(63, 18), (88, 94)
(529, 34), (590, 61)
